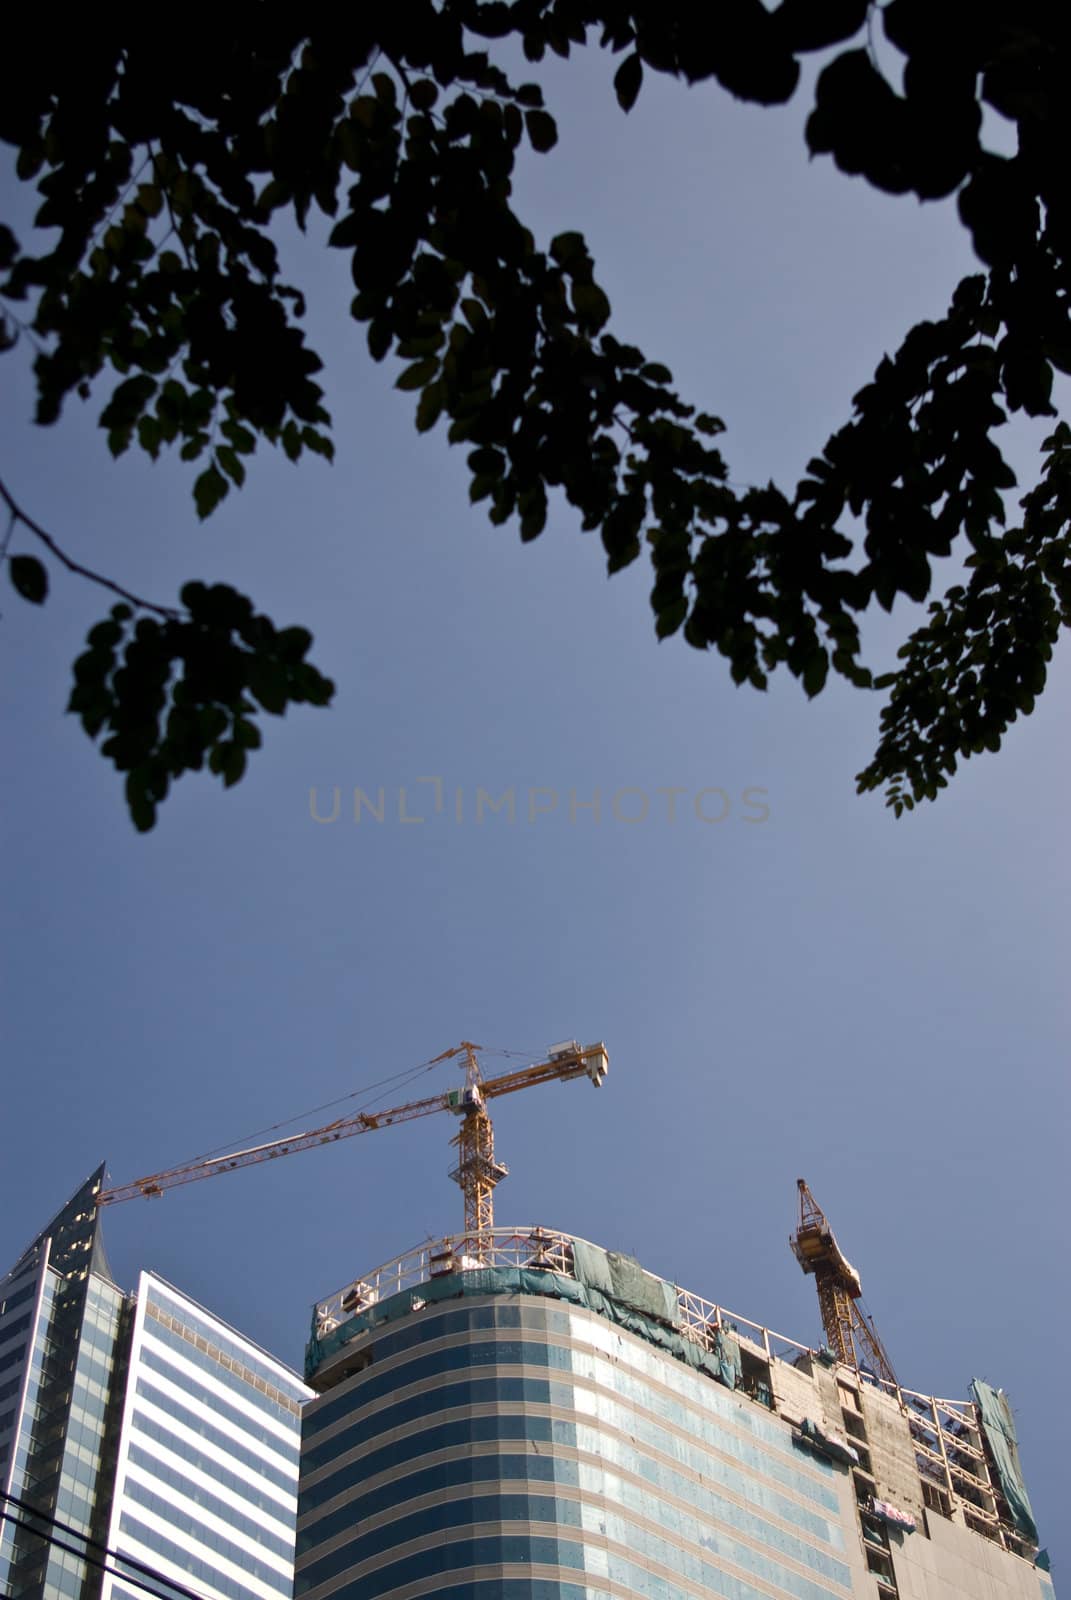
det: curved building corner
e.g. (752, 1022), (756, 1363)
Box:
(296, 1230), (1054, 1600)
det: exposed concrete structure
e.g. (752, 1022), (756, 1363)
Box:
(297, 1228), (1053, 1600)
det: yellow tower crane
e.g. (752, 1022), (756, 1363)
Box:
(791, 1178), (898, 1388)
(97, 1039), (609, 1258)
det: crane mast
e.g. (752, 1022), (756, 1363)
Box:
(791, 1178), (898, 1388)
(97, 1039), (608, 1257)
(448, 1043), (508, 1248)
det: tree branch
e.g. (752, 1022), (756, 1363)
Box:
(0, 478), (180, 618)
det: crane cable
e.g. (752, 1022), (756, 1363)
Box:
(159, 1043), (543, 1174)
(169, 1053), (462, 1168)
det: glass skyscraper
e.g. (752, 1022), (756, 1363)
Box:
(3, 1180), (1053, 1600)
(296, 1229), (1053, 1600)
(0, 1168), (311, 1600)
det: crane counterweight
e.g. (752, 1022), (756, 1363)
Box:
(791, 1178), (898, 1388)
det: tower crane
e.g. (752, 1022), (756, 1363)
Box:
(96, 1040), (608, 1256)
(791, 1178), (898, 1388)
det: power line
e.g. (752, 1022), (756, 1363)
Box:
(0, 1490), (214, 1600)
(0, 1505), (205, 1600)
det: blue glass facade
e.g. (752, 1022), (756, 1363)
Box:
(0, 1171), (311, 1600)
(296, 1293), (854, 1600)
(0, 1168), (127, 1600)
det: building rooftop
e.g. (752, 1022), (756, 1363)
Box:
(306, 1225), (1043, 1573)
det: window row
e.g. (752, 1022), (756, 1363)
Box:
(300, 1441), (844, 1578)
(301, 1414), (565, 1511)
(133, 1380), (298, 1494)
(121, 1485), (292, 1594)
(130, 1415), (295, 1517)
(311, 1292), (797, 1466)
(302, 1410), (837, 1560)
(306, 1335), (575, 1432)
(140, 1320), (302, 1429)
(73, 1342), (117, 1388)
(306, 1303), (570, 1434)
(0, 1280), (38, 1322)
(562, 1310), (799, 1462)
(39, 1549), (89, 1600)
(307, 1329), (827, 1506)
(303, 1374), (563, 1471)
(126, 1442), (296, 1558)
(137, 1345), (301, 1460)
(118, 1512), (280, 1600)
(145, 1292), (303, 1402)
(296, 1528), (838, 1600)
(304, 1369), (836, 1514)
(54, 1480), (96, 1534)
(0, 1326), (33, 1373)
(296, 1486), (845, 1600)
(50, 1445), (104, 1493)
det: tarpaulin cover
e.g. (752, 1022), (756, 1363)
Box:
(799, 1418), (859, 1466)
(713, 1326), (742, 1390)
(571, 1240), (679, 1324)
(870, 1499), (917, 1533)
(570, 1238), (616, 1297)
(970, 1380), (1038, 1544)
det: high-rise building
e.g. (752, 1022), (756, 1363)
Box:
(0, 1167), (312, 1600)
(296, 1227), (1054, 1600)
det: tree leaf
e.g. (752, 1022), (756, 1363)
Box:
(614, 53), (643, 112)
(396, 358), (438, 391)
(9, 555), (48, 603)
(217, 447), (246, 487)
(409, 78), (439, 110)
(525, 110), (558, 152)
(193, 466), (229, 520)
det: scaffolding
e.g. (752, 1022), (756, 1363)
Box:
(312, 1225), (1037, 1564)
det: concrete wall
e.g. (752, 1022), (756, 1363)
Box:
(765, 1350), (1046, 1600)
(860, 1383), (927, 1528)
(892, 1507), (1048, 1600)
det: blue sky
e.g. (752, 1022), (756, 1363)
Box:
(2, 45), (1068, 1576)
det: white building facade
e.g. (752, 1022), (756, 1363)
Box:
(0, 1170), (311, 1600)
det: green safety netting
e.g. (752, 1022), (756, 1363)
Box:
(306, 1256), (739, 1395)
(969, 1380), (1039, 1545)
(571, 1239), (680, 1325)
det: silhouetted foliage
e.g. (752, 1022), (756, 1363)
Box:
(3, 3), (1070, 824)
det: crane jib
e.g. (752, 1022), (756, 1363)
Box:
(95, 1040), (610, 1235)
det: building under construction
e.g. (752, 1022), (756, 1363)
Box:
(290, 1049), (1051, 1600)
(87, 1039), (1054, 1600)
(297, 1214), (1051, 1600)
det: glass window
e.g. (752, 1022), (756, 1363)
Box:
(129, 1419), (294, 1516)
(121, 1488), (292, 1593)
(133, 1382), (298, 1493)
(144, 1290), (303, 1399)
(126, 1444), (295, 1555)
(0, 1282), (38, 1321)
(304, 1314), (837, 1519)
(300, 1414), (560, 1512)
(141, 1319), (300, 1426)
(136, 1349), (300, 1460)
(118, 1513), (285, 1600)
